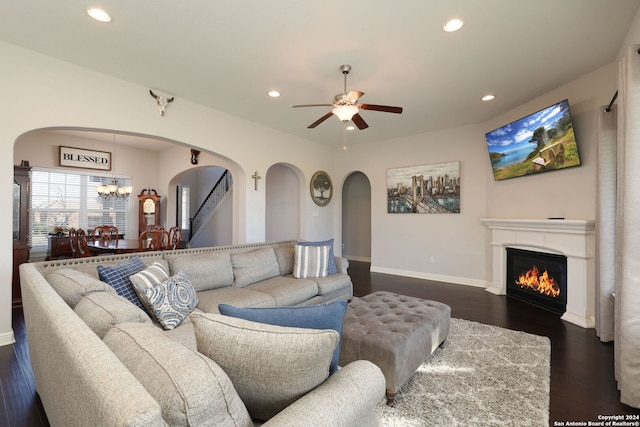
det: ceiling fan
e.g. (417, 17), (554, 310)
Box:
(292, 64), (403, 130)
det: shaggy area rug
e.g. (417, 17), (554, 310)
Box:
(375, 318), (550, 426)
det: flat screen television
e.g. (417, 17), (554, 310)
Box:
(484, 99), (581, 181)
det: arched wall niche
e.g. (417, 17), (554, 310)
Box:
(265, 162), (303, 241)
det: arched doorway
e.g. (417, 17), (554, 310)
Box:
(341, 171), (371, 262)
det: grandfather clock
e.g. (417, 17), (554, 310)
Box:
(138, 188), (160, 233)
(13, 164), (31, 308)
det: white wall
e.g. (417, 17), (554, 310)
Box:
(266, 164), (301, 241)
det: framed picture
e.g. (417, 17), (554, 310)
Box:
(387, 161), (460, 214)
(310, 170), (332, 206)
(59, 146), (111, 171)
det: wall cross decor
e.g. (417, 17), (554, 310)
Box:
(251, 171), (261, 191)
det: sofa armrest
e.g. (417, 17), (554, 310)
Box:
(262, 360), (385, 427)
(334, 256), (349, 274)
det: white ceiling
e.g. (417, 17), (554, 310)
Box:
(2, 1), (638, 148)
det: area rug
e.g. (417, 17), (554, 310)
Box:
(375, 318), (550, 426)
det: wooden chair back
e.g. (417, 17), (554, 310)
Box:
(169, 226), (182, 250)
(138, 229), (170, 251)
(71, 228), (92, 258)
(90, 225), (119, 246)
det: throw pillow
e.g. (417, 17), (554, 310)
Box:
(104, 322), (253, 427)
(218, 300), (347, 375)
(191, 312), (338, 421)
(297, 239), (337, 274)
(129, 262), (170, 315)
(46, 268), (118, 308)
(74, 292), (151, 338)
(144, 271), (199, 330)
(293, 244), (330, 279)
(230, 247), (280, 287)
(97, 256), (147, 310)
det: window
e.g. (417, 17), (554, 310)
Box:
(29, 168), (130, 255)
(180, 185), (190, 231)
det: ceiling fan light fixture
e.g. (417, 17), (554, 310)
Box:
(332, 105), (359, 122)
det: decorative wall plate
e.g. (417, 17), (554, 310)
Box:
(310, 171), (332, 206)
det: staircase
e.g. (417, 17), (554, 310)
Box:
(189, 170), (232, 241)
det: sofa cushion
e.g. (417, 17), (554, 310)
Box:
(293, 244), (330, 278)
(97, 256), (147, 310)
(46, 268), (118, 308)
(168, 252), (234, 291)
(104, 322), (253, 427)
(74, 292), (151, 338)
(218, 300), (347, 375)
(196, 287), (275, 313)
(191, 312), (338, 421)
(297, 239), (337, 274)
(143, 271), (199, 330)
(129, 262), (170, 315)
(231, 247), (281, 287)
(245, 276), (318, 306)
(274, 245), (295, 275)
(309, 273), (353, 296)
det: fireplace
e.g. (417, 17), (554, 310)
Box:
(506, 248), (567, 315)
(482, 218), (595, 328)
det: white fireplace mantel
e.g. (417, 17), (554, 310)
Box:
(481, 218), (596, 328)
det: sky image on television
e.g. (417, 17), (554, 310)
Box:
(484, 99), (581, 181)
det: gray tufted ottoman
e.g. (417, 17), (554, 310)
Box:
(339, 291), (451, 406)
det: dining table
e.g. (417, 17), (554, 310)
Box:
(88, 239), (146, 255)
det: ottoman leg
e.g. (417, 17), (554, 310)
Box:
(386, 391), (396, 407)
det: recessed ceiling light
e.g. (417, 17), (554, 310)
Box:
(87, 8), (111, 23)
(482, 94), (496, 101)
(346, 125), (355, 131)
(443, 18), (463, 32)
(267, 90), (280, 98)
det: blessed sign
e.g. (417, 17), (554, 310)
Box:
(59, 146), (111, 171)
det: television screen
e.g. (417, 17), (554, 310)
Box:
(484, 99), (581, 181)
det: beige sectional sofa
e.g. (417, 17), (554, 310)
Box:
(19, 240), (386, 427)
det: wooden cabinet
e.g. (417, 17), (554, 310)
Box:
(138, 189), (161, 233)
(47, 235), (72, 260)
(13, 164), (31, 308)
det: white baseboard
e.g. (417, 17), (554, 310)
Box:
(0, 329), (15, 347)
(370, 265), (489, 288)
(344, 255), (371, 263)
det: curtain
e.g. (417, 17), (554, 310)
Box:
(595, 104), (616, 342)
(607, 45), (640, 409)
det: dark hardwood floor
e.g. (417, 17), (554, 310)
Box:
(1, 261), (638, 426)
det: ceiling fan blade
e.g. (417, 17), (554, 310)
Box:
(351, 113), (369, 130)
(292, 104), (333, 108)
(359, 104), (403, 114)
(345, 90), (364, 103)
(308, 112), (334, 128)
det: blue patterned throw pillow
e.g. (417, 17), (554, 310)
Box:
(218, 300), (347, 374)
(297, 239), (337, 274)
(145, 271), (199, 330)
(97, 256), (147, 310)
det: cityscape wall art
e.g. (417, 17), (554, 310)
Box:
(387, 161), (460, 214)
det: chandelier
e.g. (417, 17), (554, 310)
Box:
(96, 133), (133, 199)
(96, 179), (132, 199)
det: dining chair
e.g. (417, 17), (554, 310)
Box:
(90, 225), (119, 247)
(72, 229), (93, 258)
(138, 229), (170, 251)
(169, 226), (182, 250)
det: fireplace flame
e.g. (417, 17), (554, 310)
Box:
(515, 265), (560, 297)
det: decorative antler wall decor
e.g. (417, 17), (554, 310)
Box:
(149, 90), (174, 116)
